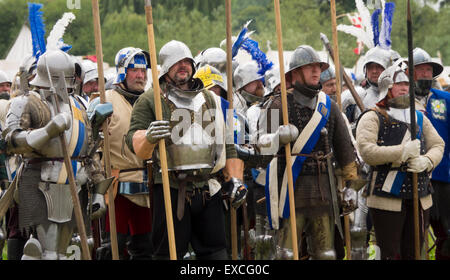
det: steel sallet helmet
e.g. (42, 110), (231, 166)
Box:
(363, 46), (392, 73)
(30, 49), (78, 89)
(287, 45), (329, 75)
(194, 65), (227, 92)
(320, 65), (336, 84)
(195, 47), (227, 73)
(413, 47), (443, 78)
(377, 59), (409, 102)
(113, 47), (150, 85)
(233, 61), (263, 91)
(0, 70), (11, 85)
(158, 40), (195, 80)
(264, 66), (282, 95)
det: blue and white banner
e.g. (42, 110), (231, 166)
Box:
(265, 92), (331, 229)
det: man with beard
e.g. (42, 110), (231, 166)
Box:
(233, 61), (266, 116)
(126, 40), (246, 260)
(356, 59), (444, 259)
(94, 47), (153, 260)
(412, 47), (450, 260)
(260, 45), (358, 259)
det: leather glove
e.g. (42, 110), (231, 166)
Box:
(401, 139), (420, 162)
(223, 177), (248, 209)
(407, 155), (433, 173)
(90, 193), (107, 220)
(145, 120), (171, 144)
(278, 124), (299, 145)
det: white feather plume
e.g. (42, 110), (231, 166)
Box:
(355, 0), (374, 44)
(337, 24), (374, 49)
(337, 0), (376, 50)
(46, 12), (76, 50)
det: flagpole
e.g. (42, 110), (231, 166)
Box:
(273, 0), (299, 260)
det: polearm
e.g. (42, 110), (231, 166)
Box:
(273, 0), (299, 260)
(320, 33), (365, 112)
(91, 0), (120, 260)
(407, 0), (420, 260)
(48, 72), (91, 260)
(145, 0), (177, 260)
(330, 0), (352, 260)
(225, 0), (239, 261)
(330, 0), (342, 111)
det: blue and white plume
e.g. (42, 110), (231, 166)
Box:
(337, 0), (395, 51)
(231, 20), (273, 77)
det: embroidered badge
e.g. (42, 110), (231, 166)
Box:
(431, 99), (446, 121)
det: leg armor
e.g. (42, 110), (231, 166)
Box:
(350, 187), (369, 260)
(306, 214), (336, 260)
(253, 215), (277, 260)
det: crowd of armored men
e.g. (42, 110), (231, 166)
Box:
(0, 40), (448, 261)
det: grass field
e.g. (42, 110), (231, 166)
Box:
(0, 229), (438, 260)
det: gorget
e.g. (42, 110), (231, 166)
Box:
(362, 85), (380, 109)
(240, 90), (265, 105)
(387, 107), (411, 124)
(292, 82), (319, 110)
(167, 86), (205, 112)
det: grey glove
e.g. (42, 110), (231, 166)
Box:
(278, 124), (299, 145)
(145, 120), (171, 144)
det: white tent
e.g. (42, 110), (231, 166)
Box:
(0, 24), (33, 81)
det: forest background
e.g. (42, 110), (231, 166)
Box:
(0, 0), (448, 68)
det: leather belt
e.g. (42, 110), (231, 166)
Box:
(118, 182), (149, 195)
(174, 172), (209, 221)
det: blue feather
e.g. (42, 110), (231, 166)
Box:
(240, 38), (274, 77)
(28, 3), (46, 60)
(371, 9), (381, 47)
(382, 2), (395, 49)
(232, 24), (249, 58)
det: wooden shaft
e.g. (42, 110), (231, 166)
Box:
(274, 0), (299, 260)
(407, 0), (420, 260)
(60, 135), (91, 260)
(91, 0), (119, 260)
(330, 0), (342, 110)
(331, 0), (352, 259)
(225, 0), (239, 260)
(344, 215), (351, 260)
(145, 1), (177, 260)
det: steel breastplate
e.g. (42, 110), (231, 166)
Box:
(160, 91), (216, 171)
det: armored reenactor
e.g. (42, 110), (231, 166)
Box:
(412, 47), (450, 260)
(2, 49), (111, 260)
(233, 61), (266, 116)
(319, 66), (337, 98)
(343, 46), (392, 123)
(126, 40), (246, 260)
(94, 47), (153, 260)
(356, 60), (444, 259)
(261, 45), (358, 260)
